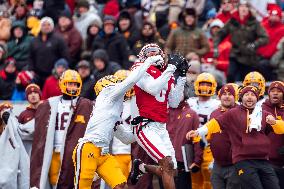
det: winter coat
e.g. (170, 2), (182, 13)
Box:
(42, 75), (61, 100)
(165, 24), (210, 57)
(30, 96), (93, 189)
(74, 11), (102, 40)
(80, 75), (96, 101)
(92, 31), (131, 69)
(214, 12), (268, 66)
(257, 19), (284, 59)
(7, 21), (33, 70)
(0, 70), (16, 100)
(271, 37), (284, 81)
(28, 32), (69, 77)
(92, 49), (122, 83)
(55, 22), (83, 67)
(0, 111), (30, 189)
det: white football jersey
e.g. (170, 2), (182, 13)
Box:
(54, 99), (73, 152)
(80, 57), (153, 151)
(187, 97), (220, 127)
(111, 97), (138, 155)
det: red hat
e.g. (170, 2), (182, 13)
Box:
(18, 71), (34, 87)
(218, 84), (236, 98)
(268, 81), (284, 94)
(267, 3), (282, 18)
(239, 86), (260, 100)
(25, 84), (41, 100)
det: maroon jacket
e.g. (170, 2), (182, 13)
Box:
(18, 106), (37, 124)
(30, 97), (93, 189)
(216, 105), (272, 164)
(167, 101), (203, 165)
(262, 99), (284, 167)
(210, 106), (233, 166)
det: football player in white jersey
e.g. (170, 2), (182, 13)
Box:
(99, 70), (138, 189)
(187, 72), (220, 189)
(72, 55), (162, 189)
(30, 70), (94, 189)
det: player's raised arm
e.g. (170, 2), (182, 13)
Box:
(109, 55), (164, 101)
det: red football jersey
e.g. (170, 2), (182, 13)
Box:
(134, 65), (174, 123)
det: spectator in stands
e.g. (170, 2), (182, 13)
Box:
(93, 15), (131, 69)
(0, 10), (11, 42)
(271, 39), (284, 81)
(7, 21), (33, 70)
(81, 20), (102, 60)
(132, 21), (165, 57)
(76, 60), (95, 101)
(117, 10), (139, 50)
(167, 85), (202, 189)
(74, 0), (102, 40)
(165, 8), (210, 58)
(92, 49), (121, 83)
(11, 2), (29, 22)
(29, 17), (69, 87)
(257, 4), (284, 81)
(0, 43), (7, 68)
(203, 19), (231, 75)
(55, 11), (83, 68)
(11, 70), (34, 101)
(214, 1), (268, 82)
(216, 0), (235, 24)
(0, 58), (17, 100)
(42, 58), (68, 100)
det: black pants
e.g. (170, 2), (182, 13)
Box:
(234, 160), (280, 189)
(211, 162), (241, 189)
(274, 167), (284, 189)
(227, 57), (256, 82)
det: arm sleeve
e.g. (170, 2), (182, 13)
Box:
(114, 124), (135, 145)
(254, 22), (269, 48)
(108, 60), (152, 101)
(136, 64), (177, 96)
(271, 120), (284, 134)
(168, 77), (186, 108)
(197, 118), (222, 138)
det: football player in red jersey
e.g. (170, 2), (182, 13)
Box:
(129, 43), (189, 189)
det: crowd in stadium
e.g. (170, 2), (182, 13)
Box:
(0, 0), (284, 189)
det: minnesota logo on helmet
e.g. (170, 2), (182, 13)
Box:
(243, 71), (266, 96)
(59, 69), (82, 96)
(94, 75), (123, 96)
(194, 73), (217, 96)
(114, 70), (135, 99)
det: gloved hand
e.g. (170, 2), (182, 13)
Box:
(189, 163), (200, 173)
(1, 111), (10, 125)
(145, 55), (164, 67)
(168, 53), (185, 68)
(178, 58), (190, 77)
(213, 48), (219, 58)
(278, 146), (284, 155)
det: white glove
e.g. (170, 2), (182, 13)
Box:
(249, 112), (262, 132)
(144, 55), (164, 66)
(208, 160), (214, 171)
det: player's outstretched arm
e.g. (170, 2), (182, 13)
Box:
(168, 77), (186, 108)
(110, 55), (164, 100)
(136, 64), (177, 96)
(186, 119), (221, 140)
